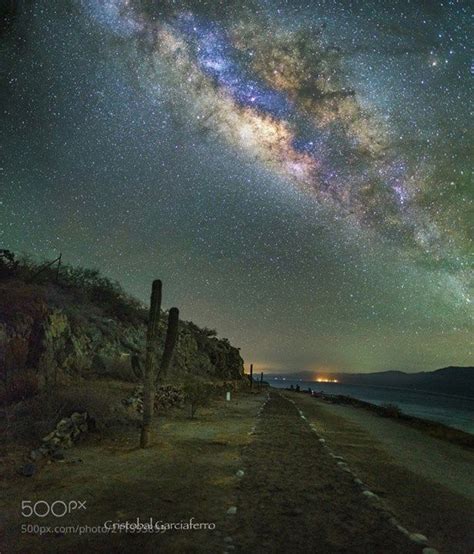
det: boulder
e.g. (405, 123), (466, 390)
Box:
(20, 463), (37, 477)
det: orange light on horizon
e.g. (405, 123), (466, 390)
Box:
(315, 377), (339, 383)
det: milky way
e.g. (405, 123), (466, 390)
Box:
(82, 0), (471, 271)
(1, 0), (472, 371)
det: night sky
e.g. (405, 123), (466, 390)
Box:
(1, 0), (472, 373)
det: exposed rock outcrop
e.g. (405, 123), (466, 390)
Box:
(0, 274), (244, 390)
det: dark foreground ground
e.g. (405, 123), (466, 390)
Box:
(230, 392), (419, 553)
(1, 386), (471, 553)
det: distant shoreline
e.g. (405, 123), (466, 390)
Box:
(279, 386), (474, 447)
(269, 379), (474, 402)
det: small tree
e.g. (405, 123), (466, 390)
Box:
(182, 377), (213, 419)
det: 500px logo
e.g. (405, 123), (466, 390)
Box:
(21, 500), (87, 518)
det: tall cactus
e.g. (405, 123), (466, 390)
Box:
(159, 307), (180, 380)
(140, 279), (162, 448)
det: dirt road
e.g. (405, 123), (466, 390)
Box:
(231, 392), (420, 553)
(2, 387), (469, 553)
(290, 391), (474, 554)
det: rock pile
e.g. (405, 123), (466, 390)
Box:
(122, 386), (144, 412)
(156, 384), (185, 410)
(31, 412), (89, 461)
(122, 385), (185, 414)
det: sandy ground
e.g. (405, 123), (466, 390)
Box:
(289, 390), (474, 553)
(0, 391), (263, 553)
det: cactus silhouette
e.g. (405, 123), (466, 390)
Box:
(140, 279), (162, 448)
(140, 284), (181, 448)
(159, 307), (180, 380)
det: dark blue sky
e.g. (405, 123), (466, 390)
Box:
(1, 0), (472, 373)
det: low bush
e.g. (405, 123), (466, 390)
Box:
(2, 381), (139, 446)
(381, 402), (402, 418)
(0, 369), (39, 405)
(102, 357), (139, 383)
(182, 376), (213, 418)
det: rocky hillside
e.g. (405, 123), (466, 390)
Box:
(0, 253), (244, 396)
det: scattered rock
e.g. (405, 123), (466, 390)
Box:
(71, 412), (87, 425)
(354, 478), (364, 486)
(20, 463), (36, 477)
(409, 533), (428, 545)
(42, 432), (56, 443)
(226, 506), (237, 515)
(235, 469), (245, 478)
(396, 524), (410, 536)
(224, 536), (233, 543)
(56, 418), (73, 433)
(422, 548), (439, 554)
(51, 449), (65, 461)
(36, 412), (89, 460)
(30, 449), (43, 461)
(362, 490), (378, 500)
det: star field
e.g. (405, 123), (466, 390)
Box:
(0, 0), (472, 372)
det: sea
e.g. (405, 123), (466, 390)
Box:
(268, 379), (474, 434)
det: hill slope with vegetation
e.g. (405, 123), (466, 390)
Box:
(0, 251), (244, 404)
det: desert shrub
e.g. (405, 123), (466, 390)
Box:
(0, 253), (147, 326)
(46, 385), (120, 424)
(5, 382), (139, 444)
(0, 249), (21, 278)
(103, 357), (139, 383)
(60, 265), (146, 325)
(182, 376), (213, 418)
(0, 283), (48, 323)
(3, 336), (29, 371)
(381, 402), (402, 418)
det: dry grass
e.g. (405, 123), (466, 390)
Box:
(0, 379), (139, 450)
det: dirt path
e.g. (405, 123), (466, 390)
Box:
(289, 391), (474, 554)
(230, 392), (419, 554)
(3, 388), (467, 553)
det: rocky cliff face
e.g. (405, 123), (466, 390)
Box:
(0, 277), (244, 387)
